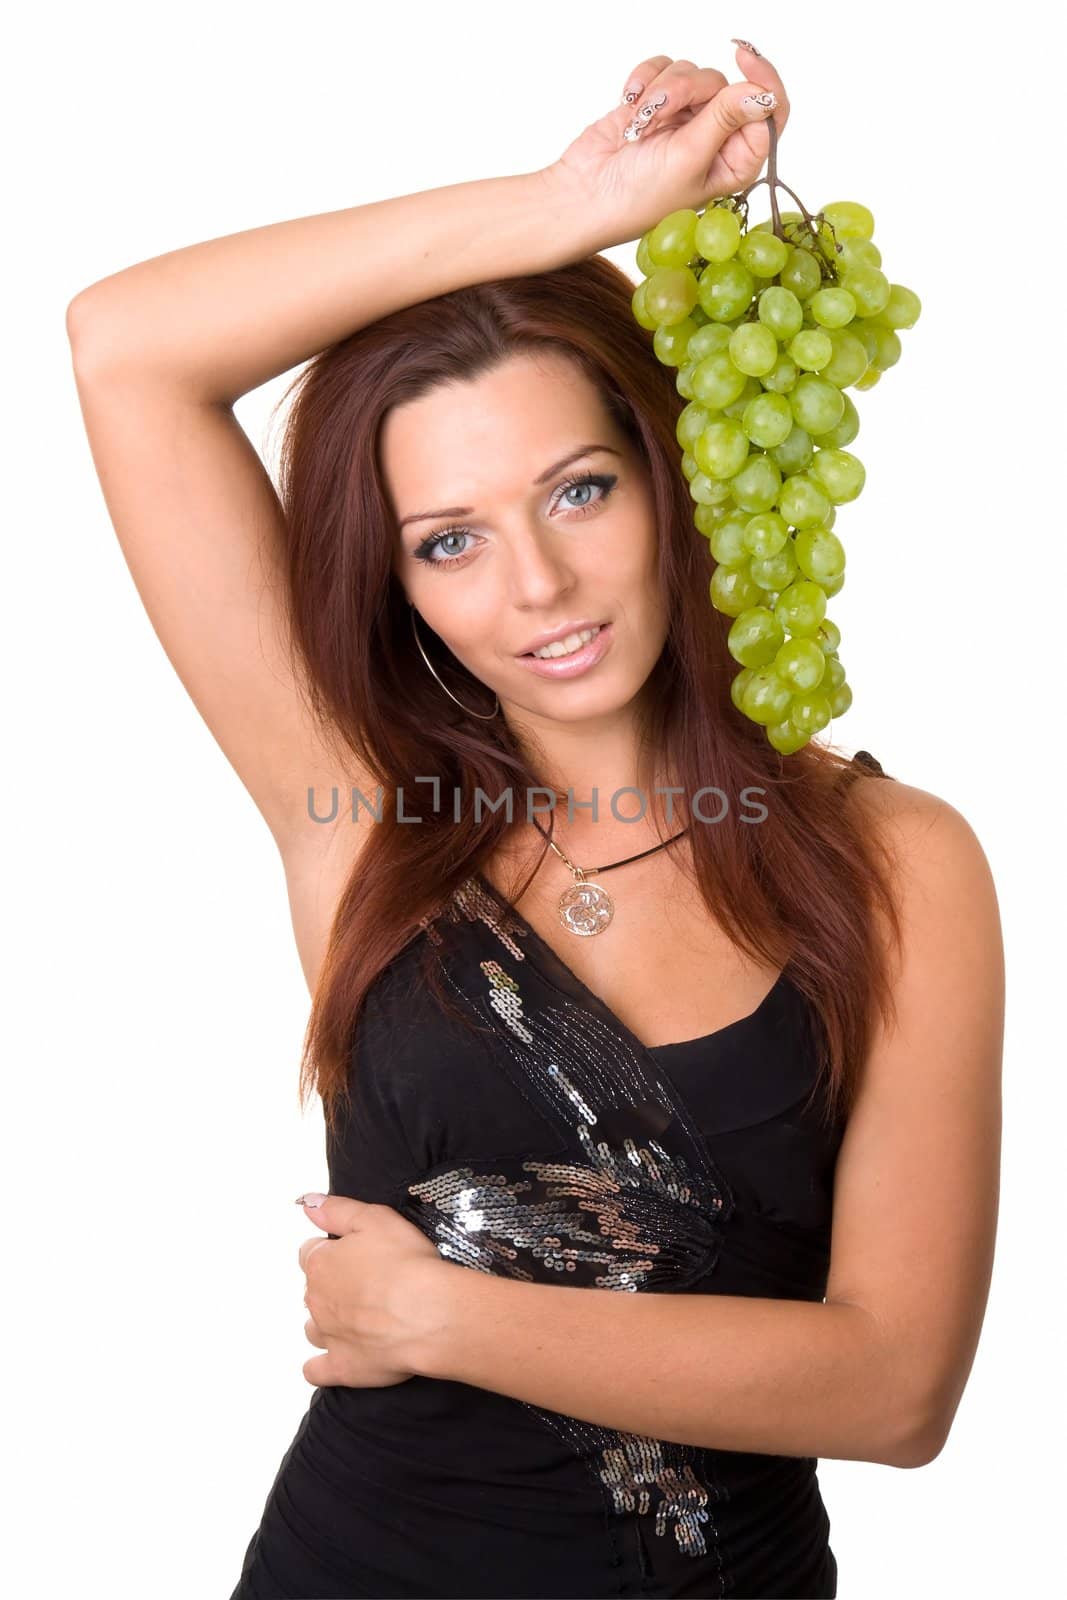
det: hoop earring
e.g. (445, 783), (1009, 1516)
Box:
(409, 604), (500, 721)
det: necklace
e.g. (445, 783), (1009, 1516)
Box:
(529, 810), (690, 938)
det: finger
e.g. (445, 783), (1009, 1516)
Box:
(618, 62), (730, 142)
(619, 53), (673, 105)
(731, 41), (790, 131)
(298, 1236), (330, 1273)
(671, 79), (780, 164)
(304, 1316), (328, 1349)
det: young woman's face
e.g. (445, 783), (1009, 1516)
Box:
(383, 350), (669, 728)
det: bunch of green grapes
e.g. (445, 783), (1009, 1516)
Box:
(631, 180), (920, 754)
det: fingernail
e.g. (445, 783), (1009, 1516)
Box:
(741, 91), (777, 118)
(732, 38), (764, 58)
(296, 1192), (327, 1208)
(621, 80), (643, 105)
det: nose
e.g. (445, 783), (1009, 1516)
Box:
(506, 527), (579, 612)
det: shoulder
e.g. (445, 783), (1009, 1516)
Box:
(844, 764), (1004, 998)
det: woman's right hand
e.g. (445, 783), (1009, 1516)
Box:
(544, 43), (790, 253)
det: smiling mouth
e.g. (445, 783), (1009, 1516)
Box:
(520, 622), (609, 659)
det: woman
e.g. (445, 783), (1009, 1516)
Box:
(67, 42), (1004, 1600)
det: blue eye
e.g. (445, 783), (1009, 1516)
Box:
(411, 471), (617, 570)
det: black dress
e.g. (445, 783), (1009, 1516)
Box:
(230, 752), (892, 1599)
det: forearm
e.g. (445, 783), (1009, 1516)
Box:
(66, 166), (595, 403)
(410, 1264), (930, 1469)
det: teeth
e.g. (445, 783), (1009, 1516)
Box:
(531, 625), (601, 660)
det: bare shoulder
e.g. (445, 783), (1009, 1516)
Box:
(845, 764), (992, 880)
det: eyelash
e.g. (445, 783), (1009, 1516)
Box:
(411, 471), (618, 570)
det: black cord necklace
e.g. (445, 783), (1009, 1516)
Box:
(529, 810), (690, 938)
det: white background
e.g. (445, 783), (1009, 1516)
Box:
(6, 2), (1062, 1595)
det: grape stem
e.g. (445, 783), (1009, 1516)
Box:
(733, 118), (841, 283)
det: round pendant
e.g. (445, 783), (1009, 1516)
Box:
(558, 879), (614, 937)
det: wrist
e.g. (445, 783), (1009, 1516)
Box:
(525, 163), (609, 265)
(400, 1255), (468, 1379)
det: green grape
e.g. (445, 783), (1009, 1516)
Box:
(694, 501), (734, 537)
(881, 284), (922, 329)
(822, 503), (837, 529)
(677, 400), (714, 452)
(752, 210), (803, 234)
(780, 246), (823, 300)
(728, 606), (785, 668)
(707, 514), (750, 564)
(631, 280), (658, 331)
(695, 418), (750, 479)
(687, 322), (734, 360)
(695, 205), (742, 261)
(838, 238), (882, 272)
(774, 579), (827, 636)
(770, 424), (814, 476)
(676, 365), (697, 400)
(729, 454), (782, 513)
(819, 329), (869, 389)
(760, 352), (800, 395)
(815, 620), (842, 654)
(743, 511), (790, 558)
(636, 235), (656, 276)
(731, 667), (754, 713)
(698, 259), (756, 321)
(788, 374), (846, 436)
(818, 393), (860, 448)
(858, 320), (902, 369)
(822, 200), (876, 240)
(775, 636), (827, 692)
(790, 690), (833, 735)
(825, 657), (847, 690)
(680, 450), (699, 480)
(757, 285), (805, 340)
(692, 350), (748, 408)
(644, 266), (700, 325)
(778, 473), (833, 528)
(820, 569), (846, 597)
(853, 366), (882, 391)
(723, 377), (763, 414)
(767, 718), (812, 754)
(738, 230), (791, 278)
(840, 264), (891, 317)
(730, 322), (780, 376)
(690, 304), (711, 327)
(829, 681), (853, 717)
(710, 562), (764, 617)
(788, 329), (834, 371)
(742, 392), (794, 448)
(741, 666), (794, 725)
(750, 543), (799, 591)
(794, 525), (846, 582)
(808, 287), (857, 328)
(648, 208), (700, 268)
(689, 469), (735, 506)
(809, 447), (866, 504)
(654, 316), (700, 366)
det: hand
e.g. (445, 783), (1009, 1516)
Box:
(297, 1192), (448, 1388)
(544, 42), (790, 251)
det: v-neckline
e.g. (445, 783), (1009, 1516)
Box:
(473, 870), (790, 1058)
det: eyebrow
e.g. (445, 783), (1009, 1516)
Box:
(397, 444), (623, 530)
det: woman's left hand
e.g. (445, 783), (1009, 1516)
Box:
(297, 1192), (447, 1388)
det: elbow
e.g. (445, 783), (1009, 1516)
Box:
(880, 1382), (951, 1470)
(66, 288), (126, 379)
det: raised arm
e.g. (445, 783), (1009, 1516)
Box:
(65, 169), (601, 874)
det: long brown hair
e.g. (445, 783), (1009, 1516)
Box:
(268, 254), (902, 1140)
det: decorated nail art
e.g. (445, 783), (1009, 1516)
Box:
(731, 38), (763, 57)
(623, 90), (667, 144)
